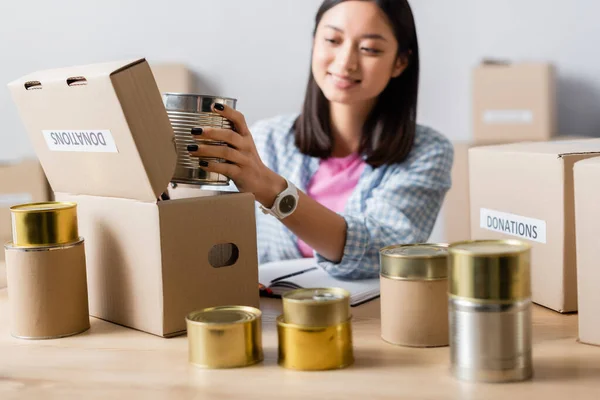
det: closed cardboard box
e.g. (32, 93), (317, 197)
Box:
(469, 139), (600, 313)
(574, 157), (600, 345)
(473, 62), (556, 144)
(439, 142), (473, 243)
(8, 58), (259, 337)
(0, 159), (50, 261)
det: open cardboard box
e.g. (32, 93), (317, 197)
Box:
(8, 58), (259, 337)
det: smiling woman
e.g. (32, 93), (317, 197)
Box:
(188, 0), (454, 279)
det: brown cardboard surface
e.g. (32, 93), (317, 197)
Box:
(380, 277), (448, 347)
(55, 191), (259, 337)
(5, 241), (89, 339)
(442, 142), (473, 243)
(150, 63), (198, 94)
(574, 157), (600, 345)
(8, 58), (177, 202)
(0, 159), (50, 261)
(0, 261), (5, 289)
(469, 139), (600, 312)
(473, 62), (556, 144)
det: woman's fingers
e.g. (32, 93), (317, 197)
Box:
(198, 159), (242, 180)
(187, 143), (247, 166)
(192, 127), (244, 149)
(211, 103), (250, 136)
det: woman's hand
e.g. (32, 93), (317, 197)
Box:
(187, 103), (287, 207)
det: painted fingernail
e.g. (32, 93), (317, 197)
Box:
(199, 160), (209, 167)
(191, 127), (203, 135)
(187, 144), (198, 152)
(213, 103), (224, 111)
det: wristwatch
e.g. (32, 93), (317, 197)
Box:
(260, 178), (299, 220)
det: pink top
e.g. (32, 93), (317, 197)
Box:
(297, 153), (367, 258)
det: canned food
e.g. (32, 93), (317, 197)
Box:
(276, 315), (353, 370)
(162, 93), (237, 186)
(4, 239), (90, 339)
(448, 239), (532, 383)
(186, 306), (263, 369)
(10, 202), (78, 247)
(379, 243), (449, 347)
(282, 288), (350, 326)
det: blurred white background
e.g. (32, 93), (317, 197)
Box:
(1, 0), (599, 161)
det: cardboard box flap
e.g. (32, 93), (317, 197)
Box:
(470, 138), (600, 157)
(575, 156), (600, 170)
(8, 58), (177, 202)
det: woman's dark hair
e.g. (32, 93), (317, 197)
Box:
(294, 0), (419, 167)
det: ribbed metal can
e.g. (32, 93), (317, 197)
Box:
(162, 93), (237, 186)
(379, 243), (449, 347)
(186, 306), (263, 369)
(448, 239), (532, 383)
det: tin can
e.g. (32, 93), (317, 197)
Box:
(379, 243), (449, 347)
(10, 202), (78, 247)
(276, 315), (354, 371)
(448, 239), (532, 383)
(162, 93), (237, 186)
(282, 287), (350, 326)
(186, 306), (263, 369)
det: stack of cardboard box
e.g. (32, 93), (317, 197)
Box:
(438, 61), (557, 243)
(463, 62), (600, 346)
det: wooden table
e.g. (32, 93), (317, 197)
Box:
(0, 289), (599, 399)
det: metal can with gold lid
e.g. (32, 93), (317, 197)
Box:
(186, 306), (263, 369)
(448, 239), (532, 383)
(277, 287), (353, 370)
(10, 201), (79, 247)
(379, 243), (449, 347)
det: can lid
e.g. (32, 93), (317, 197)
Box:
(10, 201), (76, 213)
(186, 306), (260, 325)
(379, 244), (448, 280)
(283, 288), (350, 303)
(448, 240), (530, 256)
(448, 240), (531, 302)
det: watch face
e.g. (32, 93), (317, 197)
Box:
(278, 195), (297, 214)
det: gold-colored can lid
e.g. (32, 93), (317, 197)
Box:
(186, 306), (260, 325)
(448, 239), (531, 303)
(282, 288), (350, 327)
(379, 243), (449, 280)
(10, 202), (79, 248)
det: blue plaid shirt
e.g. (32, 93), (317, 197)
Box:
(250, 114), (453, 279)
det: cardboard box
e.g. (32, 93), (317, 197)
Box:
(574, 157), (600, 345)
(439, 142), (473, 243)
(0, 159), (50, 261)
(150, 63), (198, 94)
(8, 58), (259, 337)
(469, 139), (600, 313)
(473, 61), (556, 144)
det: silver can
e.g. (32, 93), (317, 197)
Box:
(448, 239), (532, 383)
(162, 93), (237, 186)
